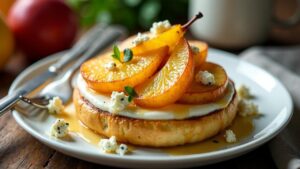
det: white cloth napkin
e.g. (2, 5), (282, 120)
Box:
(240, 46), (300, 169)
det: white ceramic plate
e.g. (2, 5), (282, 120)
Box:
(9, 49), (293, 169)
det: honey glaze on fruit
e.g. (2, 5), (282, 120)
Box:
(162, 116), (254, 155)
(54, 104), (104, 145)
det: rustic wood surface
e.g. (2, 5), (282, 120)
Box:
(0, 53), (280, 169)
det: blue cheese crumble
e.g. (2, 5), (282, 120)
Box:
(150, 20), (171, 35)
(131, 32), (150, 46)
(224, 129), (237, 143)
(99, 136), (129, 155)
(109, 91), (130, 114)
(238, 100), (259, 117)
(47, 97), (64, 114)
(238, 85), (252, 99)
(195, 70), (215, 85)
(99, 136), (118, 153)
(50, 119), (69, 138)
(116, 144), (129, 156)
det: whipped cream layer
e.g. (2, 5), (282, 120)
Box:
(76, 75), (235, 120)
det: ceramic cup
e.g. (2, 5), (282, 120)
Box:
(189, 0), (300, 49)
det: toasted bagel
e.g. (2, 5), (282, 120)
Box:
(73, 88), (238, 147)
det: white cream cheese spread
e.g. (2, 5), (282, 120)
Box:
(76, 75), (235, 120)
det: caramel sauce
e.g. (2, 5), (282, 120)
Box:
(54, 104), (104, 145)
(162, 116), (254, 155)
(54, 104), (254, 155)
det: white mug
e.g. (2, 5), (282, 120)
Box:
(189, 0), (300, 49)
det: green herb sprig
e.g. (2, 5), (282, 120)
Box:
(124, 86), (138, 102)
(123, 48), (133, 62)
(112, 45), (121, 61)
(111, 45), (133, 63)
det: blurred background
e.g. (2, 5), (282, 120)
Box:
(0, 0), (299, 85)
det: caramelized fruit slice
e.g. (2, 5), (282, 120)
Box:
(81, 46), (169, 93)
(189, 40), (208, 66)
(121, 12), (203, 56)
(132, 25), (184, 55)
(134, 38), (194, 108)
(178, 62), (228, 104)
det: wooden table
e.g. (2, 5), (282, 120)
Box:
(0, 53), (279, 169)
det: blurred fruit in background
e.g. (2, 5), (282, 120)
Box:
(0, 0), (15, 17)
(8, 0), (78, 61)
(0, 14), (14, 70)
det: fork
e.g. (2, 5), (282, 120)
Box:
(18, 26), (126, 110)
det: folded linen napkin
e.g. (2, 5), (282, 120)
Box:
(240, 46), (300, 169)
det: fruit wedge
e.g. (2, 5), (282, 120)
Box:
(134, 38), (194, 108)
(81, 46), (169, 93)
(189, 40), (208, 66)
(120, 12), (203, 57)
(131, 25), (184, 55)
(178, 62), (228, 104)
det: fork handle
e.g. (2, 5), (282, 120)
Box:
(0, 90), (25, 116)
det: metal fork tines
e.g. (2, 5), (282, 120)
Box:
(16, 26), (126, 113)
(38, 26), (126, 103)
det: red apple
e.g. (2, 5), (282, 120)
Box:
(8, 0), (78, 60)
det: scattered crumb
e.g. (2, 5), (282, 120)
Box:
(50, 119), (69, 138)
(224, 129), (237, 143)
(99, 136), (118, 153)
(99, 136), (129, 156)
(116, 144), (129, 156)
(238, 99), (259, 117)
(238, 85), (252, 99)
(47, 97), (64, 114)
(195, 70), (215, 85)
(150, 20), (171, 35)
(131, 32), (150, 46)
(109, 91), (130, 114)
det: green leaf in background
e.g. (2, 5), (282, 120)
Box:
(139, 0), (161, 29)
(66, 0), (188, 32)
(124, 0), (142, 7)
(96, 10), (112, 24)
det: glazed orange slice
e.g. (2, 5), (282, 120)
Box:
(178, 62), (228, 104)
(134, 38), (194, 108)
(189, 40), (208, 66)
(80, 46), (169, 93)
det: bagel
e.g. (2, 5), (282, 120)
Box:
(73, 87), (238, 147)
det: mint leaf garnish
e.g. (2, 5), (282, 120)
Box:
(124, 86), (137, 102)
(123, 48), (133, 62)
(112, 45), (121, 61)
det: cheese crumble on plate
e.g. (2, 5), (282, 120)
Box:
(238, 99), (259, 117)
(47, 97), (64, 114)
(224, 129), (237, 143)
(238, 85), (252, 99)
(50, 119), (69, 138)
(99, 136), (129, 156)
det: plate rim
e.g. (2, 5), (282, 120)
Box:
(9, 48), (293, 164)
